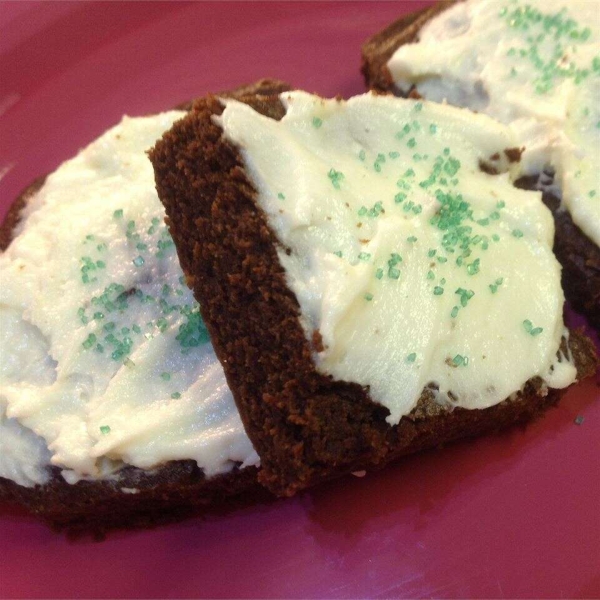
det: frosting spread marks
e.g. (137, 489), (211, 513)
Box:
(219, 91), (576, 425)
(0, 112), (258, 487)
(387, 0), (600, 247)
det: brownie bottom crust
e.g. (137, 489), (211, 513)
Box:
(0, 464), (265, 535)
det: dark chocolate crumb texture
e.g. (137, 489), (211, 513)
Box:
(361, 0), (600, 330)
(151, 89), (598, 496)
(0, 80), (289, 533)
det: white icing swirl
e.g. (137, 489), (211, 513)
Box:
(388, 0), (600, 247)
(219, 92), (576, 425)
(0, 112), (258, 487)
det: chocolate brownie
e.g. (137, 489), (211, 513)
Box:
(361, 0), (600, 331)
(150, 90), (598, 496)
(0, 79), (290, 534)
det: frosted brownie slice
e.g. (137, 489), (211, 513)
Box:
(362, 0), (600, 330)
(151, 90), (597, 496)
(0, 80), (289, 533)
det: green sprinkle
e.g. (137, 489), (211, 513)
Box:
(466, 258), (480, 276)
(358, 252), (371, 261)
(452, 354), (468, 367)
(427, 270), (435, 280)
(589, 190), (597, 198)
(176, 305), (210, 350)
(364, 293), (374, 302)
(388, 267), (400, 280)
(407, 236), (417, 243)
(132, 324), (141, 334)
(428, 249), (437, 257)
(407, 138), (416, 148)
(358, 149), (366, 161)
(333, 250), (343, 258)
(489, 277), (504, 294)
(433, 286), (444, 296)
(367, 201), (384, 217)
(171, 392), (181, 399)
(113, 209), (123, 219)
(450, 306), (459, 318)
(512, 229), (524, 238)
(82, 333), (97, 350)
(496, 201), (506, 209)
(277, 192), (286, 200)
(394, 192), (407, 204)
(523, 319), (543, 336)
(312, 116), (323, 128)
(455, 288), (475, 307)
(358, 206), (368, 216)
(429, 124), (437, 134)
(404, 168), (415, 177)
(414, 102), (423, 112)
(388, 151), (400, 159)
(388, 252), (402, 265)
(406, 353), (417, 363)
(161, 372), (171, 381)
(100, 425), (111, 435)
(375, 268), (384, 280)
(96, 260), (105, 269)
(443, 157), (461, 177)
(328, 168), (345, 189)
(133, 256), (145, 267)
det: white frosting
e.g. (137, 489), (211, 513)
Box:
(218, 91), (576, 425)
(0, 112), (259, 487)
(387, 0), (600, 247)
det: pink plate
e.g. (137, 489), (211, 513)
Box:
(0, 2), (598, 598)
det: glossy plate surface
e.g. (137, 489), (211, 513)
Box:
(0, 2), (598, 598)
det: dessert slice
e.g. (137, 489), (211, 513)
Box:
(151, 89), (597, 496)
(362, 0), (600, 330)
(0, 80), (289, 533)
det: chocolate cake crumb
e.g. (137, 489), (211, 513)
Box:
(504, 147), (524, 163)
